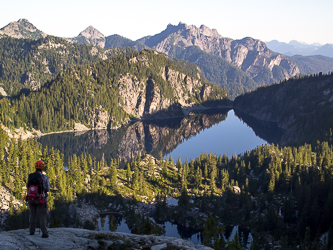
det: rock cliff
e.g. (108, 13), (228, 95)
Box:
(0, 186), (23, 227)
(0, 228), (212, 250)
(117, 63), (219, 120)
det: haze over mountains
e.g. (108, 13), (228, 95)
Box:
(266, 40), (333, 58)
(1, 18), (333, 100)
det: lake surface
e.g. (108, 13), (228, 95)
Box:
(166, 109), (267, 161)
(38, 108), (283, 165)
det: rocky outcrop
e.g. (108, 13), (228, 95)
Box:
(0, 19), (47, 39)
(88, 106), (110, 129)
(118, 54), (221, 120)
(0, 228), (212, 250)
(118, 74), (146, 118)
(0, 87), (7, 97)
(139, 22), (301, 85)
(1, 124), (43, 140)
(0, 186), (23, 227)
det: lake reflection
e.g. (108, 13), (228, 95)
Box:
(96, 214), (252, 247)
(38, 108), (282, 165)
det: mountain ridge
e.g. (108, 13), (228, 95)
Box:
(1, 19), (332, 100)
(137, 22), (301, 87)
(0, 18), (47, 39)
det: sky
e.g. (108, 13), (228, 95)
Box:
(1, 0), (332, 45)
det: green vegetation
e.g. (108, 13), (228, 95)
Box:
(234, 72), (333, 146)
(0, 36), (135, 96)
(3, 123), (333, 248)
(292, 55), (333, 75)
(104, 34), (148, 51)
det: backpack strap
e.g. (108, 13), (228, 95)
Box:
(40, 174), (44, 197)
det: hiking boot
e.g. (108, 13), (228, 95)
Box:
(41, 234), (49, 238)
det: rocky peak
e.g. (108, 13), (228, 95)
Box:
(165, 22), (221, 39)
(74, 26), (105, 48)
(0, 18), (47, 39)
(78, 26), (105, 40)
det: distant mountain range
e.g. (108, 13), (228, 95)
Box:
(1, 18), (333, 99)
(266, 40), (333, 58)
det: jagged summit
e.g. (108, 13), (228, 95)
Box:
(0, 18), (47, 39)
(164, 22), (221, 39)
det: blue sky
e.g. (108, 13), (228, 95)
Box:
(1, 0), (331, 45)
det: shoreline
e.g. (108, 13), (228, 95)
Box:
(3, 105), (233, 140)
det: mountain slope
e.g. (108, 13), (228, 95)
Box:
(234, 73), (333, 146)
(138, 22), (300, 87)
(0, 49), (227, 133)
(105, 34), (148, 50)
(174, 46), (258, 99)
(0, 36), (136, 96)
(291, 55), (333, 75)
(0, 18), (46, 39)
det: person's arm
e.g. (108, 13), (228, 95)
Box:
(43, 175), (50, 192)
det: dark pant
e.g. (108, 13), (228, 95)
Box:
(28, 199), (48, 236)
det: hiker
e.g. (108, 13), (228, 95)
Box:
(26, 160), (50, 238)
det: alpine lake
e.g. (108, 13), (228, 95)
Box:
(38, 108), (285, 247)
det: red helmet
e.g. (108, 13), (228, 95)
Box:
(35, 160), (44, 169)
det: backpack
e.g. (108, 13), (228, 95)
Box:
(25, 172), (45, 204)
